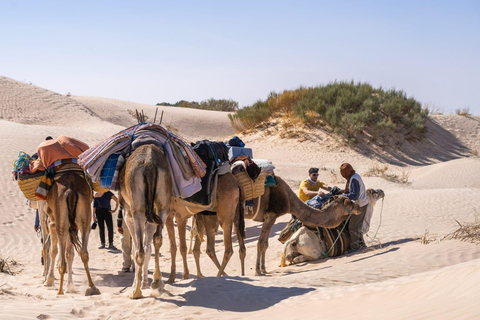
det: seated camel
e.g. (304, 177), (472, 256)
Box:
(280, 189), (385, 266)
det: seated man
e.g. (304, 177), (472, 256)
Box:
(298, 167), (332, 202)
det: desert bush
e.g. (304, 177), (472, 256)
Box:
(157, 98), (238, 112)
(229, 81), (428, 143)
(455, 107), (471, 117)
(365, 164), (411, 184)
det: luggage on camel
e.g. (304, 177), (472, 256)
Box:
(78, 123), (206, 198)
(13, 136), (91, 201)
(231, 157), (275, 201)
(184, 140), (231, 207)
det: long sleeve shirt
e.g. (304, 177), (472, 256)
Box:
(342, 179), (360, 201)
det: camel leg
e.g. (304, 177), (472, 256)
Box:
(142, 222), (157, 289)
(65, 240), (76, 293)
(188, 216), (195, 254)
(216, 219), (233, 277)
(176, 216), (190, 280)
(128, 212), (146, 299)
(45, 221), (57, 287)
(256, 214), (276, 276)
(79, 223), (100, 296)
(234, 217), (246, 277)
(192, 214), (206, 278)
(165, 213), (177, 284)
(56, 228), (68, 295)
(151, 224), (165, 295)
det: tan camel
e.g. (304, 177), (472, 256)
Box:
(245, 175), (361, 276)
(29, 200), (50, 278)
(281, 189), (385, 266)
(118, 144), (172, 299)
(167, 172), (246, 283)
(45, 172), (100, 296)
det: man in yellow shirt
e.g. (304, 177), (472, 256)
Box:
(298, 167), (332, 202)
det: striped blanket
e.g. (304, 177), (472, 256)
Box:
(35, 159), (82, 200)
(78, 123), (207, 198)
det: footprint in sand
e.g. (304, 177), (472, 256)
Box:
(2, 221), (14, 226)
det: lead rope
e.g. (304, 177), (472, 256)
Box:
(368, 196), (385, 244)
(318, 203), (353, 258)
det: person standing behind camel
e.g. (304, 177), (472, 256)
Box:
(93, 191), (119, 250)
(117, 206), (133, 272)
(340, 163), (369, 252)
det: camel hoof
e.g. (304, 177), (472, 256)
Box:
(44, 277), (55, 287)
(197, 273), (205, 279)
(85, 286), (101, 296)
(255, 271), (265, 276)
(129, 290), (143, 299)
(182, 272), (190, 280)
(66, 284), (76, 293)
(142, 281), (149, 290)
(151, 280), (164, 290)
(166, 276), (175, 284)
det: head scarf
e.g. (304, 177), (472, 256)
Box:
(340, 163), (355, 193)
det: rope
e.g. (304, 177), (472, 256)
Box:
(319, 203), (353, 257)
(13, 151), (32, 174)
(368, 196), (385, 244)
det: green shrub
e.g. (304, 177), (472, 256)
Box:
(230, 81), (428, 143)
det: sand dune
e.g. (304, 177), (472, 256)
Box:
(1, 76), (479, 319)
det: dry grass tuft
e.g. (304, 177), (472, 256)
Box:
(365, 164), (411, 184)
(441, 219), (480, 243)
(455, 107), (471, 117)
(420, 229), (439, 245)
(0, 257), (17, 275)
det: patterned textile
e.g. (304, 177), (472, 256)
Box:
(100, 154), (120, 188)
(319, 223), (350, 257)
(35, 159), (81, 200)
(78, 123), (206, 198)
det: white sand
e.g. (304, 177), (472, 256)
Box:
(1, 76), (479, 319)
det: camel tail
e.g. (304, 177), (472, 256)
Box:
(235, 184), (246, 239)
(66, 189), (81, 252)
(144, 164), (160, 224)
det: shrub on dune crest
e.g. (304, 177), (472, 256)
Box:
(229, 81), (429, 143)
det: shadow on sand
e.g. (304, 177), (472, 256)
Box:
(162, 276), (314, 312)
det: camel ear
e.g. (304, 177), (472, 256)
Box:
(344, 198), (352, 206)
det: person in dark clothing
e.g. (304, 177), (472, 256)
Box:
(93, 191), (119, 250)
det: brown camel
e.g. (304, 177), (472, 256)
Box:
(245, 175), (361, 276)
(45, 172), (100, 296)
(118, 144), (172, 299)
(167, 172), (245, 283)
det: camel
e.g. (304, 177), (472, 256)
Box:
(29, 200), (50, 279)
(281, 189), (385, 266)
(244, 175), (361, 276)
(118, 144), (172, 299)
(167, 172), (246, 283)
(44, 171), (100, 296)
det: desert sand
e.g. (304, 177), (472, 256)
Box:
(1, 76), (479, 319)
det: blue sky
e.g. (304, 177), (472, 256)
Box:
(1, 1), (479, 114)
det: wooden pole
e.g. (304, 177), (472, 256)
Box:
(159, 110), (164, 125)
(153, 107), (158, 123)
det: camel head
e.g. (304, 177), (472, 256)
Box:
(329, 195), (362, 216)
(281, 227), (326, 267)
(366, 189), (385, 205)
